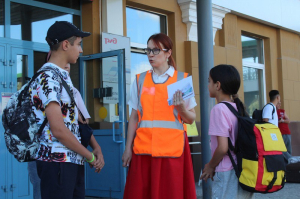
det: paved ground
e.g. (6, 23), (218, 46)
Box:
(86, 182), (300, 199)
(196, 182), (300, 199)
(253, 183), (300, 199)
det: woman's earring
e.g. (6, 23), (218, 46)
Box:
(167, 58), (169, 62)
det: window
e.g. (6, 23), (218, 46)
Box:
(33, 0), (80, 10)
(10, 2), (80, 43)
(126, 7), (167, 85)
(126, 7), (166, 47)
(0, 0), (4, 37)
(242, 35), (266, 115)
(16, 54), (28, 90)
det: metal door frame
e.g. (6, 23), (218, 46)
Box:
(0, 43), (39, 199)
(80, 49), (127, 198)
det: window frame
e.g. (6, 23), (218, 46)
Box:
(242, 34), (267, 111)
(3, 0), (81, 39)
(126, 6), (167, 51)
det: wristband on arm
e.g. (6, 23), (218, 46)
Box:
(86, 152), (95, 163)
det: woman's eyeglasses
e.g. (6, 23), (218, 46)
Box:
(144, 48), (168, 55)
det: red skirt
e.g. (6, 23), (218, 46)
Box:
(123, 133), (197, 199)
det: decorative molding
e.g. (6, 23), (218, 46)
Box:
(212, 4), (230, 45)
(178, 0), (197, 42)
(177, 1), (230, 44)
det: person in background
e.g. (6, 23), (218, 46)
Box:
(122, 33), (197, 199)
(277, 101), (292, 154)
(262, 90), (280, 126)
(262, 90), (292, 161)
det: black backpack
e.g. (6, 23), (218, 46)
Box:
(252, 103), (275, 121)
(2, 70), (50, 162)
(2, 69), (87, 162)
(221, 102), (286, 193)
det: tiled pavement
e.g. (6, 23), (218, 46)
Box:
(86, 182), (300, 199)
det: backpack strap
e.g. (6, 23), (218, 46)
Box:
(227, 139), (240, 178)
(262, 103), (275, 120)
(60, 79), (86, 122)
(219, 102), (240, 118)
(37, 118), (48, 136)
(220, 102), (241, 178)
(17, 70), (49, 107)
(270, 103), (275, 120)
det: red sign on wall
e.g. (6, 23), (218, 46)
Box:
(104, 38), (117, 44)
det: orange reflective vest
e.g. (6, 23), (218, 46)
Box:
(133, 70), (188, 157)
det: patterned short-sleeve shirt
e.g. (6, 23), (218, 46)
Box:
(29, 63), (84, 165)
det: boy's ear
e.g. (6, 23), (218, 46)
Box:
(61, 40), (69, 51)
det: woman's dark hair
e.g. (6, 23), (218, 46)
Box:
(210, 64), (248, 117)
(147, 33), (176, 70)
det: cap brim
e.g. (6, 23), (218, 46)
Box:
(77, 31), (91, 38)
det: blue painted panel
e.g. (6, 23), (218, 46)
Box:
(13, 159), (31, 198)
(85, 135), (122, 191)
(10, 47), (33, 199)
(0, 44), (7, 199)
(81, 50), (127, 199)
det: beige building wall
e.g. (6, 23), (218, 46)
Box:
(214, 14), (300, 121)
(186, 13), (300, 122)
(279, 30), (300, 121)
(81, 1), (300, 123)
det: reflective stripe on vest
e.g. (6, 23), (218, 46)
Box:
(134, 70), (188, 157)
(138, 120), (184, 130)
(136, 71), (147, 120)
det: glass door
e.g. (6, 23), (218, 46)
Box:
(0, 44), (7, 199)
(80, 49), (127, 199)
(9, 47), (33, 199)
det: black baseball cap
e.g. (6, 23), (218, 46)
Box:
(46, 21), (91, 46)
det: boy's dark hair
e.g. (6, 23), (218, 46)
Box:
(269, 90), (279, 102)
(47, 36), (77, 51)
(210, 64), (248, 116)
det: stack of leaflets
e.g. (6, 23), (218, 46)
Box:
(167, 76), (195, 106)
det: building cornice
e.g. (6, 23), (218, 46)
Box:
(177, 0), (230, 44)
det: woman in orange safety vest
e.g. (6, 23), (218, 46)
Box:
(122, 33), (197, 199)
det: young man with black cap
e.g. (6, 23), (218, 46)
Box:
(28, 21), (103, 199)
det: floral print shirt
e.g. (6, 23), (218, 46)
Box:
(29, 63), (84, 165)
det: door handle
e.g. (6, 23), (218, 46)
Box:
(1, 185), (7, 192)
(0, 59), (6, 65)
(1, 81), (6, 88)
(10, 184), (16, 191)
(9, 60), (15, 66)
(112, 121), (123, 143)
(9, 82), (14, 88)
